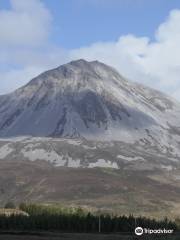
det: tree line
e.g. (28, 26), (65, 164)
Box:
(0, 203), (177, 233)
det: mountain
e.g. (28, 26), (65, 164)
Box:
(0, 59), (180, 164)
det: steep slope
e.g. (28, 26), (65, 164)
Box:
(0, 59), (180, 159)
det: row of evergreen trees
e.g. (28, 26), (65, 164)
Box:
(0, 203), (177, 233)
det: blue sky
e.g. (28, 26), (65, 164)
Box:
(0, 0), (180, 100)
(1, 0), (180, 48)
(46, 0), (180, 48)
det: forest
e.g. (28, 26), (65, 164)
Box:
(0, 203), (178, 234)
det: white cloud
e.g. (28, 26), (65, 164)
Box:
(0, 0), (52, 47)
(0, 46), (69, 94)
(0, 0), (54, 94)
(69, 9), (180, 100)
(0, 67), (44, 94)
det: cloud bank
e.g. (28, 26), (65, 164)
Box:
(70, 9), (180, 100)
(0, 0), (53, 93)
(0, 0), (51, 47)
(0, 1), (180, 102)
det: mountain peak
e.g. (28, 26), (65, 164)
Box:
(59, 59), (105, 73)
(62, 59), (96, 72)
(69, 59), (101, 66)
(69, 59), (91, 65)
(59, 59), (117, 74)
(25, 59), (124, 91)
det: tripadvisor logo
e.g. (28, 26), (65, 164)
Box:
(135, 227), (174, 236)
(135, 227), (143, 236)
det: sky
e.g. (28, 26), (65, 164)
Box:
(1, 0), (180, 100)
